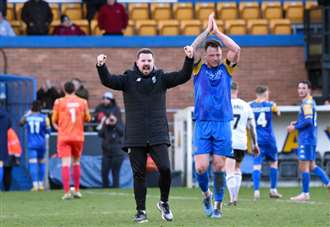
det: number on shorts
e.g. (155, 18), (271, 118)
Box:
(257, 112), (267, 127)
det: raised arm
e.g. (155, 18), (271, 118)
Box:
(191, 13), (214, 63)
(96, 54), (127, 91)
(163, 46), (194, 89)
(212, 19), (240, 64)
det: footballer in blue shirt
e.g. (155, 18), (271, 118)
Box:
(250, 86), (282, 200)
(191, 13), (240, 218)
(20, 101), (50, 191)
(288, 80), (330, 201)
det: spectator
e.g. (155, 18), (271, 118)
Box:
(72, 78), (89, 101)
(21, 0), (53, 35)
(96, 92), (125, 188)
(37, 80), (63, 109)
(83, 0), (106, 22)
(0, 106), (13, 191)
(97, 0), (128, 35)
(0, 0), (6, 18)
(0, 12), (15, 36)
(53, 15), (85, 36)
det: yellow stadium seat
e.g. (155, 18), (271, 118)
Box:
(180, 20), (201, 35)
(135, 20), (157, 36)
(61, 3), (84, 20)
(50, 3), (60, 21)
(15, 3), (24, 20)
(129, 3), (149, 20)
(9, 20), (23, 35)
(195, 3), (215, 20)
(202, 20), (224, 32)
(158, 20), (179, 35)
(151, 3), (171, 20)
(6, 3), (15, 21)
(270, 19), (292, 34)
(283, 2), (303, 23)
(173, 3), (193, 20)
(239, 2), (260, 20)
(305, 1), (321, 23)
(216, 2), (238, 20)
(72, 20), (89, 34)
(261, 1), (282, 20)
(123, 20), (135, 36)
(225, 20), (246, 35)
(247, 19), (269, 35)
(49, 20), (61, 34)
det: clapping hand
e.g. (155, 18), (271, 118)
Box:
(184, 46), (194, 59)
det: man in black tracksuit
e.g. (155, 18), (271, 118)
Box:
(96, 46), (194, 223)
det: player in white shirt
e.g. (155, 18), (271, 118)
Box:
(226, 82), (259, 205)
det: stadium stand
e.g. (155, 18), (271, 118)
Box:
(135, 20), (157, 35)
(225, 19), (247, 35)
(4, 1), (320, 36)
(180, 20), (201, 35)
(278, 152), (299, 180)
(239, 2), (260, 20)
(158, 20), (180, 35)
(173, 3), (193, 20)
(195, 2), (215, 20)
(151, 3), (172, 20)
(324, 151), (330, 177)
(128, 3), (149, 20)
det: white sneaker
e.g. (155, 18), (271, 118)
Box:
(62, 192), (73, 200)
(290, 193), (310, 202)
(254, 191), (260, 200)
(71, 190), (82, 199)
(269, 191), (282, 199)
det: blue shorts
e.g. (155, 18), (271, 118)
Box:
(28, 147), (46, 160)
(254, 143), (278, 165)
(297, 145), (316, 161)
(193, 121), (233, 157)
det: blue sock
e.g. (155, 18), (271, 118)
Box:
(0, 165), (3, 190)
(312, 166), (330, 186)
(29, 161), (38, 183)
(196, 171), (209, 193)
(38, 162), (46, 183)
(252, 170), (261, 191)
(270, 168), (278, 189)
(302, 172), (310, 193)
(213, 171), (225, 202)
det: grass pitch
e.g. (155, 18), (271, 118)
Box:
(1, 187), (330, 227)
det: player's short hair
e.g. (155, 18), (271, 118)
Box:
(256, 85), (268, 95)
(31, 100), (41, 112)
(204, 39), (221, 50)
(64, 81), (75, 94)
(136, 48), (153, 59)
(298, 80), (312, 89)
(231, 81), (239, 91)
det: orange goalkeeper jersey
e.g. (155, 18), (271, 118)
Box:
(52, 95), (91, 142)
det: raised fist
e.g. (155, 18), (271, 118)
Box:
(97, 54), (107, 66)
(184, 46), (194, 59)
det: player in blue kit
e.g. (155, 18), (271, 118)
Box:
(288, 80), (330, 201)
(20, 101), (51, 191)
(191, 13), (240, 218)
(250, 86), (282, 200)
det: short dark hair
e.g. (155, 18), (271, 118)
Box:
(231, 81), (238, 91)
(256, 85), (268, 95)
(60, 14), (70, 23)
(298, 80), (312, 89)
(64, 81), (75, 94)
(204, 39), (221, 50)
(31, 100), (41, 112)
(136, 48), (153, 59)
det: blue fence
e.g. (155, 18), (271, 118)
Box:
(0, 74), (37, 190)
